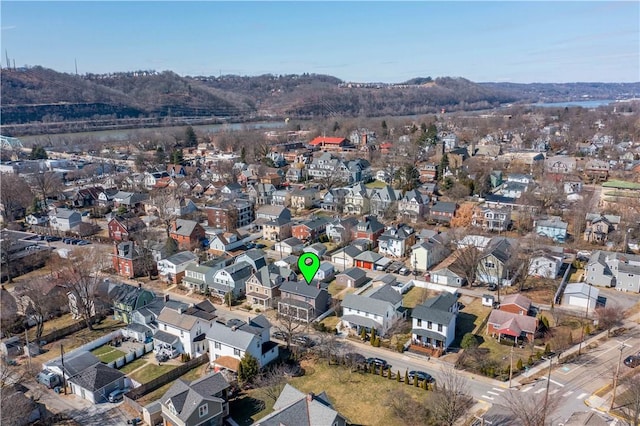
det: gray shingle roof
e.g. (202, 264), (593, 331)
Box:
(337, 267), (366, 280)
(342, 293), (393, 318)
(280, 281), (322, 298)
(254, 384), (343, 426)
(69, 363), (125, 392)
(368, 284), (402, 305)
(162, 373), (229, 423)
(164, 251), (198, 266)
(412, 292), (458, 324)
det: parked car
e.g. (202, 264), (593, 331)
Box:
(76, 240), (91, 245)
(398, 267), (410, 276)
(408, 370), (435, 383)
(108, 388), (128, 403)
(36, 370), (62, 389)
(255, 243), (266, 249)
(366, 357), (391, 370)
(272, 331), (287, 340)
(624, 355), (640, 368)
(488, 283), (498, 291)
(293, 335), (314, 347)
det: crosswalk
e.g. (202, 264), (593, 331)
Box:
(479, 384), (589, 403)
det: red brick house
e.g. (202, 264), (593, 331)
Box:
(112, 241), (145, 279)
(352, 216), (385, 247)
(499, 294), (532, 315)
(486, 294), (537, 343)
(108, 215), (146, 241)
(291, 218), (329, 242)
(309, 136), (351, 151)
(169, 219), (205, 250)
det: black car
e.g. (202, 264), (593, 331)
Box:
(625, 355), (640, 368)
(408, 370), (435, 383)
(366, 357), (390, 369)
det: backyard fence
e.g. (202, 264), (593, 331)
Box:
(45, 329), (123, 366)
(106, 341), (153, 370)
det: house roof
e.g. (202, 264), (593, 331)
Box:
(342, 293), (394, 318)
(487, 310), (538, 334)
(332, 245), (362, 259)
(564, 283), (599, 299)
(338, 267), (367, 281)
(109, 284), (154, 308)
(51, 351), (101, 377)
(341, 314), (380, 331)
(481, 237), (512, 264)
(255, 384), (344, 426)
(309, 136), (348, 146)
(500, 294), (532, 312)
(412, 328), (448, 342)
(585, 213), (621, 225)
(171, 219), (201, 237)
(162, 373), (229, 423)
(163, 251), (198, 266)
(56, 208), (79, 219)
(367, 284), (402, 305)
(206, 321), (259, 352)
(280, 281), (323, 298)
(354, 251), (383, 263)
(430, 201), (457, 214)
(412, 292), (458, 324)
(153, 330), (180, 345)
(158, 306), (200, 330)
(69, 363), (125, 392)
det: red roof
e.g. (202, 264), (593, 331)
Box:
(309, 136), (347, 146)
(380, 142), (393, 149)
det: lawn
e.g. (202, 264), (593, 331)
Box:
(128, 363), (178, 384)
(286, 360), (431, 426)
(91, 345), (126, 363)
(327, 281), (345, 297)
(402, 286), (431, 309)
(450, 297), (491, 348)
(230, 389), (276, 426)
(365, 180), (388, 189)
(119, 358), (147, 375)
(26, 313), (82, 342)
(136, 364), (210, 406)
(602, 180), (640, 190)
(320, 313), (340, 331)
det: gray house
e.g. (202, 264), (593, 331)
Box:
(335, 267), (369, 288)
(278, 281), (330, 322)
(68, 363), (126, 404)
(586, 250), (640, 292)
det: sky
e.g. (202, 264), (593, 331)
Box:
(1, 1), (639, 83)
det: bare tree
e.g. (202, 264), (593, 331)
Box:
(502, 388), (561, 426)
(58, 247), (109, 330)
(428, 366), (473, 426)
(253, 365), (288, 405)
(385, 390), (433, 425)
(30, 171), (63, 206)
(132, 228), (164, 279)
(275, 298), (306, 350)
(0, 174), (33, 222)
(147, 189), (179, 237)
(15, 277), (67, 343)
(0, 360), (42, 426)
(617, 373), (640, 426)
(595, 304), (626, 337)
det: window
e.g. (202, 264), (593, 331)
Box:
(438, 324), (443, 332)
(417, 319), (422, 327)
(427, 321), (432, 329)
(198, 404), (208, 418)
(180, 330), (184, 337)
(214, 342), (221, 349)
(234, 348), (241, 356)
(163, 324), (167, 331)
(485, 262), (495, 268)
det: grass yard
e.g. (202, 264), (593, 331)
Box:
(450, 298), (491, 348)
(286, 360), (431, 426)
(136, 364), (210, 406)
(129, 363), (178, 384)
(119, 358), (147, 375)
(365, 180), (388, 189)
(402, 286), (431, 309)
(27, 313), (82, 342)
(320, 313), (340, 330)
(91, 345), (126, 363)
(327, 281), (345, 297)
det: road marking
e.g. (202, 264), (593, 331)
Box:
(577, 393), (588, 400)
(549, 389), (559, 395)
(521, 387), (533, 393)
(562, 391), (574, 397)
(541, 377), (565, 387)
(487, 391), (500, 396)
(492, 388), (505, 393)
(481, 395), (494, 401)
(535, 388), (546, 394)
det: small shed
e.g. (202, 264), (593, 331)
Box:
(482, 294), (496, 307)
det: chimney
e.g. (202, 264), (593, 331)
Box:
(164, 293), (170, 302)
(307, 392), (314, 402)
(138, 282), (142, 289)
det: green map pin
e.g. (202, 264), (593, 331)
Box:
(298, 252), (320, 285)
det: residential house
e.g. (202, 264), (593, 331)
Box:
(206, 201), (254, 231)
(221, 183), (243, 197)
(245, 264), (296, 308)
(369, 185), (402, 218)
(352, 215), (385, 248)
(278, 281), (330, 322)
(341, 285), (403, 335)
(378, 224), (416, 258)
(291, 217), (329, 242)
(472, 206), (512, 232)
(262, 218), (293, 242)
(535, 216), (568, 243)
(411, 292), (459, 352)
(163, 197), (198, 217)
(428, 201), (457, 224)
(68, 363), (126, 404)
(144, 171), (170, 188)
(562, 283), (600, 311)
(107, 283), (155, 324)
(255, 205), (291, 223)
(410, 233), (451, 272)
(428, 252), (468, 288)
(313, 262), (335, 282)
(586, 250), (640, 292)
(325, 216), (358, 244)
(248, 183), (277, 206)
(207, 316), (278, 369)
(343, 183), (371, 216)
(290, 189), (318, 211)
(274, 237), (305, 256)
(499, 294), (532, 315)
(208, 231), (243, 255)
(107, 215), (146, 241)
(397, 190), (428, 223)
(170, 219), (206, 250)
(583, 213), (621, 244)
(159, 373), (230, 426)
(253, 384), (348, 426)
(49, 208), (81, 232)
(234, 249), (268, 272)
(303, 243), (328, 258)
(97, 188), (119, 207)
(67, 186), (104, 208)
(331, 245), (362, 271)
(181, 258), (229, 293)
(528, 250), (563, 279)
(584, 159), (609, 182)
(418, 163), (438, 183)
(157, 251), (199, 284)
(309, 136), (351, 151)
(112, 191), (148, 212)
(112, 241), (147, 279)
(320, 188), (348, 213)
(477, 238), (513, 285)
(208, 261), (254, 298)
(271, 189), (292, 207)
(25, 214), (49, 226)
(335, 267), (368, 288)
(545, 156), (577, 174)
(486, 296), (538, 344)
(156, 302), (217, 357)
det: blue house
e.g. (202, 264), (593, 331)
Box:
(535, 216), (568, 243)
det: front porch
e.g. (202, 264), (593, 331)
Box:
(247, 292), (273, 309)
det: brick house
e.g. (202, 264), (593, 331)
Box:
(111, 241), (145, 279)
(169, 219), (205, 250)
(352, 215), (385, 248)
(291, 217), (329, 242)
(108, 215), (146, 241)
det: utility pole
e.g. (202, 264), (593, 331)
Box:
(24, 329), (32, 369)
(610, 343), (625, 411)
(60, 344), (67, 395)
(542, 356), (553, 425)
(509, 345), (514, 388)
(578, 282), (593, 356)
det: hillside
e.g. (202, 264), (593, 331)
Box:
(1, 66), (639, 135)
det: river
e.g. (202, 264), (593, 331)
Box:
(528, 99), (616, 108)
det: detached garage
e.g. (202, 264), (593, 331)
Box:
(69, 363), (126, 403)
(562, 282), (600, 311)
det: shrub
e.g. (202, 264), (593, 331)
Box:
(527, 355), (534, 366)
(396, 370), (401, 382)
(539, 315), (550, 329)
(461, 333), (479, 349)
(414, 375), (419, 387)
(396, 341), (405, 353)
(516, 358), (523, 371)
(544, 343), (551, 355)
(243, 304), (252, 311)
(370, 328), (377, 344)
(535, 350), (543, 360)
(360, 328), (366, 340)
(404, 370), (409, 384)
(372, 337), (381, 347)
(421, 380), (427, 390)
(255, 308), (261, 313)
(380, 365), (384, 377)
(585, 324), (591, 335)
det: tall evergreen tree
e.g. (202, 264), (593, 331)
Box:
(184, 126), (198, 147)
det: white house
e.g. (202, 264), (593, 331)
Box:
(25, 214), (49, 226)
(207, 315), (278, 369)
(49, 208), (81, 231)
(411, 292), (459, 351)
(314, 262), (335, 282)
(562, 282), (600, 311)
(208, 231), (243, 254)
(155, 302), (217, 358)
(377, 224), (415, 258)
(528, 251), (564, 279)
(273, 237), (305, 256)
(410, 234), (450, 273)
(156, 251), (199, 283)
(208, 261), (253, 297)
(340, 285), (403, 335)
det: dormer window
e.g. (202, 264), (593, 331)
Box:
(198, 404), (208, 417)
